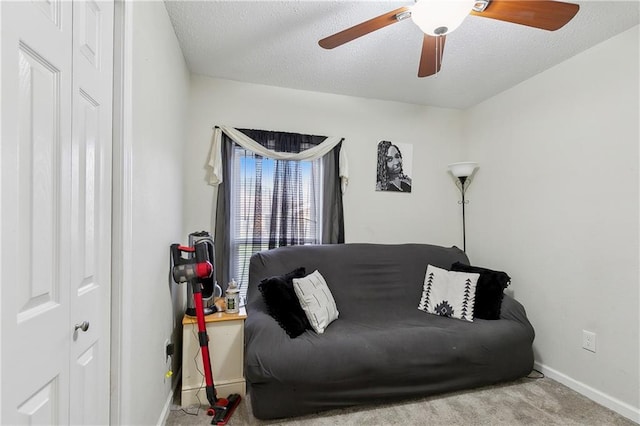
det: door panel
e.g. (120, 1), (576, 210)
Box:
(69, 1), (113, 424)
(16, 42), (62, 322)
(1, 2), (73, 424)
(74, 343), (100, 422)
(16, 378), (60, 424)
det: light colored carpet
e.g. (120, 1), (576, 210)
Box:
(166, 377), (636, 425)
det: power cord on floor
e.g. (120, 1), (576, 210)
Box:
(526, 368), (545, 379)
(171, 406), (201, 416)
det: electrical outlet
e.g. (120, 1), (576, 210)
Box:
(582, 330), (596, 353)
(166, 342), (175, 358)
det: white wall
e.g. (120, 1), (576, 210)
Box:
(463, 26), (639, 420)
(119, 2), (190, 425)
(131, 10), (638, 423)
(185, 76), (465, 246)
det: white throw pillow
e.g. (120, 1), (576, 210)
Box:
(293, 270), (339, 334)
(418, 264), (479, 322)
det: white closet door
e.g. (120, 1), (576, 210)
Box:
(68, 1), (113, 424)
(0, 1), (114, 424)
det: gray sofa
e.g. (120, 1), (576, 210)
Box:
(245, 243), (535, 419)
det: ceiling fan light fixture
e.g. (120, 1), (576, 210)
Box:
(411, 0), (476, 36)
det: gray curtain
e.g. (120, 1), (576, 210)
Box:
(214, 135), (234, 292)
(322, 140), (344, 244)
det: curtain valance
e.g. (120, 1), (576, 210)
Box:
(207, 125), (349, 192)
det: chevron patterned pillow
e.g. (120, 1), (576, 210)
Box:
(418, 264), (479, 322)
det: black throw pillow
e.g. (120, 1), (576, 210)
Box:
(258, 267), (310, 338)
(450, 262), (511, 320)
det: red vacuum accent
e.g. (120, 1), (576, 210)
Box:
(195, 261), (213, 279)
(194, 291), (214, 390)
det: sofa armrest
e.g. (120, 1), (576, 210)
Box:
(500, 294), (535, 339)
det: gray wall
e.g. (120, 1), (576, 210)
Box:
(118, 2), (191, 425)
(118, 4), (639, 422)
(463, 26), (639, 420)
(184, 76), (466, 247)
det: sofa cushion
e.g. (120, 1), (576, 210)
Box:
(258, 267), (309, 338)
(450, 262), (511, 320)
(293, 270), (339, 334)
(418, 264), (479, 322)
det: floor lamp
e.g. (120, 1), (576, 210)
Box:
(448, 162), (478, 252)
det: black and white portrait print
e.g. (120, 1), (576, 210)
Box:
(375, 141), (413, 193)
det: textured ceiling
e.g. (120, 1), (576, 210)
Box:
(164, 1), (639, 109)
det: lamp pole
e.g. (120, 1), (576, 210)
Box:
(448, 162), (478, 254)
(458, 176), (468, 252)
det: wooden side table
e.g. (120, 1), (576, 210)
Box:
(181, 307), (247, 407)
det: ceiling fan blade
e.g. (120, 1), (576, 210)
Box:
(319, 7), (410, 49)
(470, 0), (579, 31)
(418, 34), (446, 78)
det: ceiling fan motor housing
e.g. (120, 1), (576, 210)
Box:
(434, 26), (448, 35)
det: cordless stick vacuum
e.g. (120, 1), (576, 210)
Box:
(171, 241), (241, 425)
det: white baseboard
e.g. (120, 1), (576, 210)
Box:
(534, 361), (640, 424)
(157, 367), (183, 426)
(157, 390), (173, 426)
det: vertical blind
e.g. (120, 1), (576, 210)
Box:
(229, 145), (323, 305)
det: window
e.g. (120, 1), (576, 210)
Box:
(212, 127), (344, 308)
(229, 145), (323, 305)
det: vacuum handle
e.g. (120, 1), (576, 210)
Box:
(194, 240), (210, 264)
(170, 243), (195, 266)
(171, 243), (212, 283)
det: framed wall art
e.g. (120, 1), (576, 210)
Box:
(375, 140), (413, 193)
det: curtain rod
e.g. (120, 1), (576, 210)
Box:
(213, 125), (344, 142)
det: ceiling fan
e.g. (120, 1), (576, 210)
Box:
(318, 0), (580, 77)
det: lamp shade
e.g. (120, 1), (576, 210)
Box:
(448, 162), (478, 178)
(411, 0), (475, 36)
